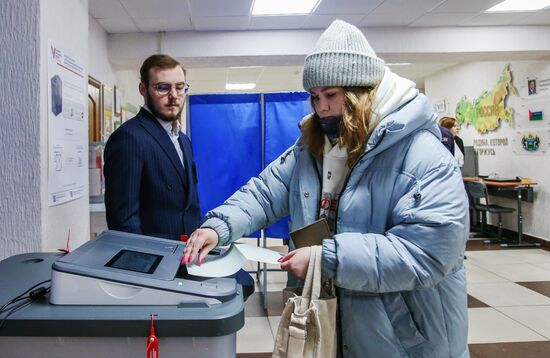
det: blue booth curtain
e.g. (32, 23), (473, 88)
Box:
(263, 92), (311, 239)
(189, 94), (262, 237)
(188, 92), (311, 240)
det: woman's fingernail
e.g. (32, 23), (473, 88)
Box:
(188, 256), (193, 263)
(277, 257), (283, 262)
(199, 258), (203, 266)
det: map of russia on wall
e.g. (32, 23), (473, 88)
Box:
(455, 64), (518, 134)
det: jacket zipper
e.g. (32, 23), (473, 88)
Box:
(333, 130), (387, 233)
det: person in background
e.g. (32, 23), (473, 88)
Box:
(528, 79), (536, 95)
(440, 116), (464, 167)
(439, 124), (455, 155)
(104, 54), (201, 240)
(184, 20), (469, 357)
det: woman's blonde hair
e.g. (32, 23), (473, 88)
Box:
(301, 87), (376, 167)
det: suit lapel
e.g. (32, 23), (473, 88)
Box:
(178, 136), (193, 199)
(138, 109), (186, 187)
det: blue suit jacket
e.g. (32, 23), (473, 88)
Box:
(104, 108), (201, 240)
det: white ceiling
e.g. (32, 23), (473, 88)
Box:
(89, 0), (550, 92)
(90, 0), (550, 32)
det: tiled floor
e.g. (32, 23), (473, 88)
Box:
(234, 236), (550, 357)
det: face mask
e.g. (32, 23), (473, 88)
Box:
(318, 115), (343, 141)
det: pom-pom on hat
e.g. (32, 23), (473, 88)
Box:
(303, 20), (385, 90)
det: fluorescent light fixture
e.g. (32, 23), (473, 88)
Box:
(229, 66), (265, 69)
(252, 0), (320, 15)
(226, 83), (256, 90)
(486, 0), (550, 12)
(386, 62), (411, 66)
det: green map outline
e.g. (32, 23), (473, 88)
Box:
(455, 64), (518, 134)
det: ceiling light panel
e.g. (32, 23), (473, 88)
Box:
(225, 83), (256, 90)
(486, 0), (550, 12)
(252, 0), (320, 16)
(431, 0), (503, 13)
(313, 0), (384, 15)
(249, 15), (308, 30)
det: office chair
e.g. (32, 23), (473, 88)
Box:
(465, 181), (515, 244)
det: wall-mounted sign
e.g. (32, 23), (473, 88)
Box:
(522, 133), (540, 151)
(455, 64), (517, 134)
(528, 79), (537, 95)
(529, 110), (543, 121)
(47, 41), (87, 206)
(433, 99), (447, 114)
(513, 129), (550, 155)
(473, 137), (509, 156)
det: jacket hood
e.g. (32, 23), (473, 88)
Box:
(365, 67), (439, 156)
(371, 67), (418, 123)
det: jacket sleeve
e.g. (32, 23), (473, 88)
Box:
(322, 151), (468, 293)
(201, 146), (299, 246)
(104, 127), (144, 234)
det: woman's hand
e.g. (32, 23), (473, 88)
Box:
(278, 247), (311, 280)
(183, 228), (219, 266)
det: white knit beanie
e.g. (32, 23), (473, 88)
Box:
(303, 20), (385, 90)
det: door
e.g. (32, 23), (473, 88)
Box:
(88, 77), (102, 142)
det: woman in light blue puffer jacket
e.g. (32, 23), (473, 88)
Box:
(184, 20), (469, 358)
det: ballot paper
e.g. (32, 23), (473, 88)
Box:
(186, 243), (284, 278)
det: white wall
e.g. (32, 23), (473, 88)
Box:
(88, 15), (116, 85)
(108, 26), (550, 70)
(114, 69), (142, 111)
(39, 0), (90, 252)
(426, 60), (550, 241)
(0, 0), (42, 258)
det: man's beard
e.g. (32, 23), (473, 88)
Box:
(146, 91), (183, 122)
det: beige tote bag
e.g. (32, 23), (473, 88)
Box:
(272, 245), (339, 358)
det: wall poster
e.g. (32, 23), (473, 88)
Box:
(513, 129), (550, 155)
(47, 41), (87, 206)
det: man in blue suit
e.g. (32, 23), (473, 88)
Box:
(104, 54), (201, 240)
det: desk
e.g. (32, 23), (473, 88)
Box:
(463, 177), (540, 248)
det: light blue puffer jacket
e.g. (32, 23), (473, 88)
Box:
(202, 93), (469, 358)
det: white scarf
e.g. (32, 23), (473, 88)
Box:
(455, 142), (464, 167)
(370, 67), (419, 129)
(319, 139), (349, 233)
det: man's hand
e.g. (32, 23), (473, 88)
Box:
(278, 247), (311, 280)
(183, 228), (219, 266)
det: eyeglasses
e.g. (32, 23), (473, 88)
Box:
(151, 82), (190, 96)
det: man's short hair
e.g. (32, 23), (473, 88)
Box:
(140, 54), (186, 85)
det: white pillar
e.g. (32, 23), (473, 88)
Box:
(0, 0), (42, 258)
(0, 0), (90, 260)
